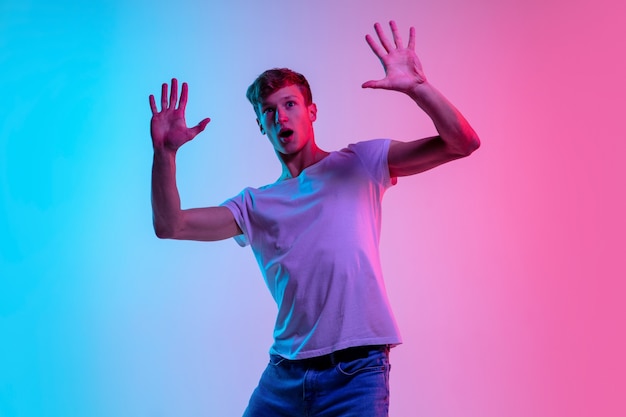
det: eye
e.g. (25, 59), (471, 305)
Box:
(263, 107), (275, 115)
(286, 101), (295, 107)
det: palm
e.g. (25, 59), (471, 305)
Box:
(151, 109), (194, 149)
(149, 79), (210, 151)
(378, 48), (425, 91)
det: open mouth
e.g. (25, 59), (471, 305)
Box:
(278, 129), (294, 139)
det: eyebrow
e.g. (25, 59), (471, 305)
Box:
(262, 95), (299, 106)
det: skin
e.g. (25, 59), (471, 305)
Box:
(149, 20), (480, 241)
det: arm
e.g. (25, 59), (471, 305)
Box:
(149, 78), (242, 241)
(363, 21), (480, 177)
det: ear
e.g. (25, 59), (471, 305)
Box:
(308, 103), (317, 122)
(257, 118), (265, 135)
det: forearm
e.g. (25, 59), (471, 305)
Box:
(407, 81), (480, 155)
(151, 147), (183, 238)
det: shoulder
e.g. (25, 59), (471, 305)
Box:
(340, 139), (394, 187)
(344, 139), (392, 172)
(344, 139), (391, 156)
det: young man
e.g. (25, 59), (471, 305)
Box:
(149, 21), (479, 417)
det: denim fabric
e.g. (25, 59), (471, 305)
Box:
(242, 348), (391, 417)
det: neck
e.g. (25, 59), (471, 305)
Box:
(277, 141), (329, 180)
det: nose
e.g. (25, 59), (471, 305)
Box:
(275, 107), (287, 125)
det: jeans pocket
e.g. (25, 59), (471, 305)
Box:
(268, 354), (286, 367)
(335, 351), (389, 377)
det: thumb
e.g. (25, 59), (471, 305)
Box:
(361, 79), (385, 89)
(190, 117), (211, 136)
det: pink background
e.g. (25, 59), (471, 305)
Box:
(1, 0), (624, 416)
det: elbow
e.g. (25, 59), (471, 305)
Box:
(154, 229), (172, 239)
(154, 226), (173, 239)
(153, 219), (177, 239)
(455, 132), (481, 157)
(152, 210), (187, 239)
(465, 133), (481, 155)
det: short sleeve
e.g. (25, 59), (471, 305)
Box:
(347, 139), (397, 188)
(220, 192), (250, 247)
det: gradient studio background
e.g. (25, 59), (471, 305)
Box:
(1, 0), (625, 416)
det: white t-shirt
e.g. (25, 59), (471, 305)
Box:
(221, 139), (402, 360)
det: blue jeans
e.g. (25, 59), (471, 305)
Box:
(242, 346), (391, 417)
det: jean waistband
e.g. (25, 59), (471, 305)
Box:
(284, 345), (388, 370)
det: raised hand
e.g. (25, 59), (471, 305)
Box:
(362, 21), (427, 93)
(149, 78), (210, 151)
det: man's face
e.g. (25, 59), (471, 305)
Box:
(256, 84), (317, 156)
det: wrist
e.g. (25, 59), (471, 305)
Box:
(405, 79), (432, 99)
(153, 143), (178, 159)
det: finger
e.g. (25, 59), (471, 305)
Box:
(389, 20), (404, 49)
(365, 33), (387, 59)
(149, 94), (158, 114)
(160, 82), (168, 110)
(361, 79), (384, 89)
(407, 26), (416, 50)
(190, 117), (211, 137)
(178, 82), (188, 111)
(169, 78), (178, 109)
(374, 22), (394, 52)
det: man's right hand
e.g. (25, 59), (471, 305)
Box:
(149, 78), (210, 151)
